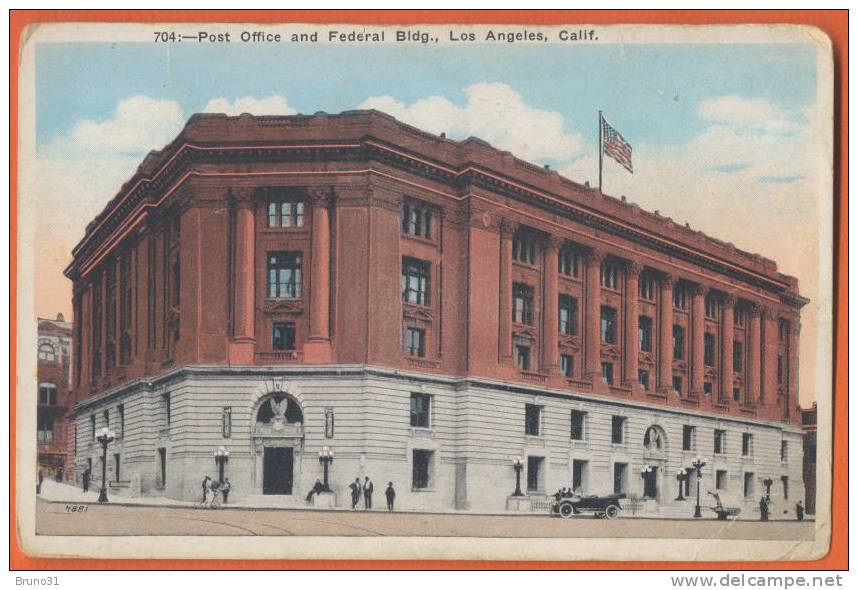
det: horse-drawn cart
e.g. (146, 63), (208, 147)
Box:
(551, 493), (626, 519)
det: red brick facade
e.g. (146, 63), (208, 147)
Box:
(37, 315), (74, 479)
(65, 111), (806, 427)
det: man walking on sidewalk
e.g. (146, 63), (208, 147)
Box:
(385, 482), (396, 512)
(363, 476), (374, 510)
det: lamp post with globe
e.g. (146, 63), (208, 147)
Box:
(214, 446), (230, 484)
(319, 446), (334, 491)
(692, 456), (708, 518)
(96, 427), (115, 503)
(511, 456), (524, 497)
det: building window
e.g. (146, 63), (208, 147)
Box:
(512, 283), (534, 325)
(412, 449), (433, 490)
(733, 387), (741, 402)
(704, 381), (713, 396)
(560, 354), (574, 378)
(611, 416), (625, 444)
(267, 197), (304, 228)
(600, 306), (617, 344)
(779, 319), (789, 342)
(90, 414), (96, 440)
(572, 460), (589, 493)
(672, 376), (682, 395)
(673, 284), (687, 310)
(742, 433), (753, 457)
(37, 415), (53, 444)
(526, 456), (543, 492)
(639, 369), (650, 391)
(638, 316), (653, 352)
(267, 252), (302, 299)
(714, 429), (726, 454)
(613, 462), (628, 494)
(704, 333), (716, 366)
(639, 274), (655, 300)
(114, 453), (121, 482)
(600, 260), (619, 289)
(515, 342), (531, 371)
(403, 327), (426, 357)
(733, 340), (743, 372)
(272, 322), (296, 350)
(164, 393), (171, 426)
(559, 245), (579, 277)
(118, 404), (125, 439)
(38, 342), (56, 362)
(673, 325), (686, 360)
(558, 295), (578, 335)
(103, 409), (110, 429)
(38, 384), (57, 406)
(570, 410), (586, 441)
(715, 469), (728, 490)
(402, 257), (430, 305)
(525, 404), (541, 436)
(705, 294), (718, 319)
(410, 393), (431, 428)
(222, 407), (232, 438)
(777, 355), (784, 384)
(780, 440), (788, 462)
(512, 233), (537, 265)
(401, 201), (432, 239)
(743, 472), (754, 498)
(734, 307), (746, 327)
(683, 425), (695, 451)
(601, 362), (614, 386)
(781, 475), (789, 499)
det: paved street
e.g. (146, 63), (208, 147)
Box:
(35, 499), (815, 539)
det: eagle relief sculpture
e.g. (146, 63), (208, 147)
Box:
(269, 396), (289, 432)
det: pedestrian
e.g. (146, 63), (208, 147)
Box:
(795, 500), (805, 521)
(221, 478), (232, 505)
(82, 468), (90, 493)
(201, 475), (212, 505)
(385, 481), (396, 512)
(759, 496), (770, 521)
(363, 476), (374, 510)
(306, 478), (325, 503)
(349, 478), (361, 510)
(37, 470), (43, 495)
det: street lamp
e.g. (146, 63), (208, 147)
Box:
(762, 477), (773, 501)
(691, 456), (708, 518)
(318, 446), (334, 492)
(214, 446), (230, 484)
(675, 468), (687, 501)
(96, 427), (115, 503)
(511, 456), (524, 497)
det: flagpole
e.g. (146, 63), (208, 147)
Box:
(598, 110), (603, 193)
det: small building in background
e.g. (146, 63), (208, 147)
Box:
(37, 313), (74, 481)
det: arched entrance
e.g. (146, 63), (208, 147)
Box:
(642, 425), (668, 502)
(252, 393), (304, 496)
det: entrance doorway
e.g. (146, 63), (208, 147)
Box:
(263, 447), (294, 495)
(643, 467), (659, 499)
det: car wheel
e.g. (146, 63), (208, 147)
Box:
(605, 505), (620, 520)
(559, 503), (575, 519)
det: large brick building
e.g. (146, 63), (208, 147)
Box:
(65, 110), (807, 516)
(37, 314), (74, 480)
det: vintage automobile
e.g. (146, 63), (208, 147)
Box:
(551, 493), (626, 519)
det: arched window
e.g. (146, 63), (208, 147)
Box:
(38, 342), (56, 362)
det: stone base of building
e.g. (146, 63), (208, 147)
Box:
(312, 491), (337, 509)
(71, 365), (805, 519)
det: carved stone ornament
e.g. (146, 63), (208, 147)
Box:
(403, 304), (434, 324)
(262, 300), (304, 316)
(307, 186), (334, 207)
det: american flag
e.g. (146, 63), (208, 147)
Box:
(601, 116), (633, 173)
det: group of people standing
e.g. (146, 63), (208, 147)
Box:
(199, 476), (232, 508)
(306, 476), (397, 511)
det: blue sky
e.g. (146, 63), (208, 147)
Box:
(36, 41), (816, 152)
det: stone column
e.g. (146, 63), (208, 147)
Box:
(229, 190), (256, 364)
(305, 188), (334, 363)
(788, 318), (800, 423)
(584, 249), (603, 382)
(498, 220), (517, 360)
(657, 274), (674, 393)
(691, 285), (706, 397)
(542, 236), (561, 373)
(761, 306), (778, 411)
(747, 304), (761, 406)
(719, 293), (736, 403)
(623, 261), (641, 387)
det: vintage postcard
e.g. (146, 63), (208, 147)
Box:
(14, 15), (836, 564)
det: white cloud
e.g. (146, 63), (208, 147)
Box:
(202, 95), (297, 117)
(359, 82), (585, 162)
(697, 95), (803, 134)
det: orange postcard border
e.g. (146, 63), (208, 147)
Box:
(8, 9), (848, 571)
